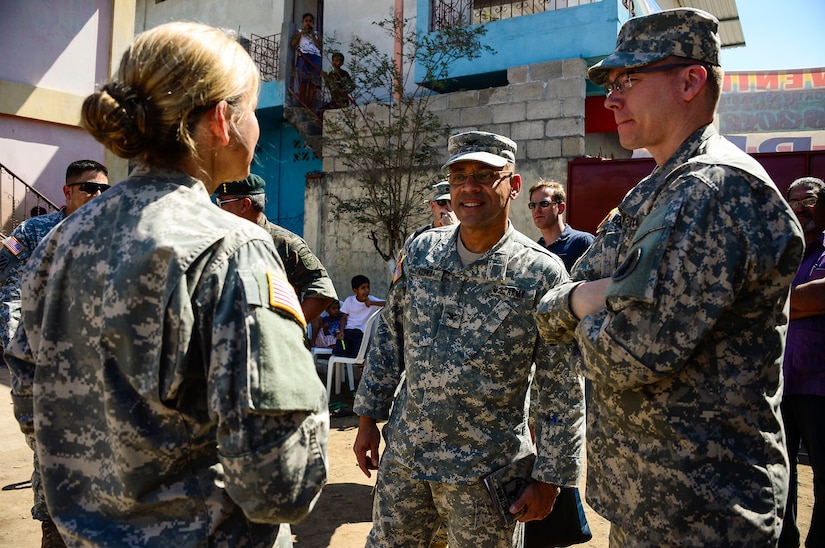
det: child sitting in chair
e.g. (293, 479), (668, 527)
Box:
(332, 274), (385, 358)
(313, 300), (343, 348)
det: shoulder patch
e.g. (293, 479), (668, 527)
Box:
(266, 272), (307, 327)
(2, 236), (25, 256)
(613, 247), (641, 281)
(392, 254), (404, 284)
(596, 208), (619, 233)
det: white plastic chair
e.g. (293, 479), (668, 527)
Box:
(311, 347), (333, 372)
(326, 306), (383, 400)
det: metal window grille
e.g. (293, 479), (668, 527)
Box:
(430, 0), (600, 31)
(0, 163), (60, 238)
(247, 33), (281, 82)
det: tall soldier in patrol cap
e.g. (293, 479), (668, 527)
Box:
(354, 130), (583, 547)
(536, 9), (804, 546)
(215, 173), (337, 323)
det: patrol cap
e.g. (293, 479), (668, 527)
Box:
(432, 181), (450, 201)
(588, 8), (721, 86)
(442, 131), (517, 169)
(215, 173), (266, 196)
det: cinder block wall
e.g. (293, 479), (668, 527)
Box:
(312, 57), (587, 299)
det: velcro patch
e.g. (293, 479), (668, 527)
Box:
(491, 285), (535, 300)
(2, 236), (25, 256)
(266, 272), (307, 327)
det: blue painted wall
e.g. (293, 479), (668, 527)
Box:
(255, 80), (322, 237)
(415, 0), (626, 85)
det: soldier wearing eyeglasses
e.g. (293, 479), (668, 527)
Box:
(527, 180), (594, 273)
(536, 9), (804, 546)
(0, 158), (108, 547)
(354, 131), (582, 547)
(213, 174), (337, 323)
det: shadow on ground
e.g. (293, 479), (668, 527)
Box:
(292, 481), (374, 547)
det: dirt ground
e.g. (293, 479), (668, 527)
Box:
(0, 367), (813, 546)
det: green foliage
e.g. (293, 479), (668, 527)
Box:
(323, 16), (492, 261)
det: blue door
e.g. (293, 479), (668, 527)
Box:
(253, 123), (321, 236)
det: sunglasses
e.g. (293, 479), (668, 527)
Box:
(788, 196), (818, 209)
(69, 182), (109, 194)
(528, 200), (559, 210)
(434, 199), (450, 207)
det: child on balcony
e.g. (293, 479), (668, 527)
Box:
(291, 13), (322, 109)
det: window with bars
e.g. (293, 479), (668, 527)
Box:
(245, 33), (281, 82)
(430, 0), (600, 31)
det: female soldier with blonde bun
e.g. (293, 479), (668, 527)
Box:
(5, 22), (328, 546)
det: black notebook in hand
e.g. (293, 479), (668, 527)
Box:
(481, 453), (536, 526)
(480, 453), (592, 546)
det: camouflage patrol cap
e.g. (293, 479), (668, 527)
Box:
(442, 131), (517, 169)
(432, 181), (451, 201)
(216, 173), (266, 195)
(588, 8), (721, 86)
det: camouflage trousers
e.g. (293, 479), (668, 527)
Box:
(367, 453), (524, 548)
(31, 451), (49, 521)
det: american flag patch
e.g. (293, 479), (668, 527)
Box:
(392, 254), (404, 284)
(2, 236), (25, 256)
(266, 272), (306, 327)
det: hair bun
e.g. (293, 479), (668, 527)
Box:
(82, 83), (152, 159)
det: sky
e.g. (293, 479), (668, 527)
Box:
(720, 0), (825, 72)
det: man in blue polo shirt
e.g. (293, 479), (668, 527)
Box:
(528, 179), (593, 273)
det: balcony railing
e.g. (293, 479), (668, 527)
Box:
(246, 33), (281, 82)
(430, 0), (600, 31)
(0, 162), (60, 239)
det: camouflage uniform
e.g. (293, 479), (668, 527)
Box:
(4, 165), (329, 547)
(355, 223), (584, 547)
(537, 125), (804, 546)
(0, 210), (65, 349)
(0, 209), (67, 534)
(258, 217), (337, 303)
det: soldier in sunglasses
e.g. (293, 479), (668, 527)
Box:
(0, 158), (108, 547)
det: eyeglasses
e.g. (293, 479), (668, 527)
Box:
(604, 63), (701, 97)
(448, 170), (513, 186)
(68, 182), (109, 194)
(788, 196), (818, 209)
(528, 200), (560, 210)
(434, 199), (450, 207)
(215, 196), (243, 208)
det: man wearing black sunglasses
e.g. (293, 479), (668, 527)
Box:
(0, 158), (108, 547)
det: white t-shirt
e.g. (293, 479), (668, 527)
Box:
(297, 33), (321, 56)
(341, 295), (374, 332)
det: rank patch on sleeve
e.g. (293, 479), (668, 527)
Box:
(266, 272), (306, 327)
(2, 236), (25, 256)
